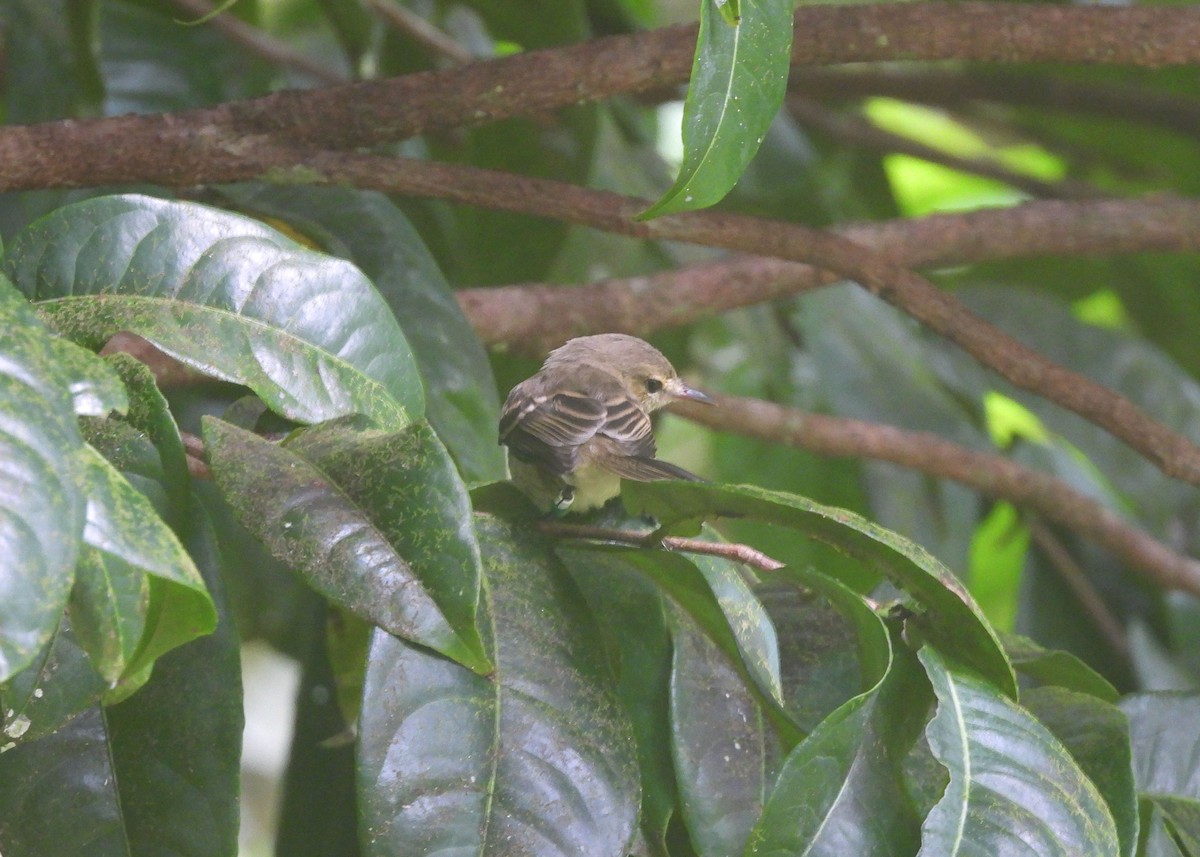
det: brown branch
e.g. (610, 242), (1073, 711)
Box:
(538, 521), (785, 573)
(457, 196), (1200, 355)
(6, 4), (1200, 191)
(291, 149), (1200, 487)
(668, 394), (1200, 598)
(166, 0), (348, 85)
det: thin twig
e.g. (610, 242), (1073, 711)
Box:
(669, 393), (1200, 598)
(1027, 520), (1132, 664)
(166, 0), (347, 85)
(362, 0), (475, 65)
(538, 521), (785, 573)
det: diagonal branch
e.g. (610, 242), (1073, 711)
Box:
(292, 149), (1200, 487)
(457, 196), (1200, 356)
(669, 394), (1200, 598)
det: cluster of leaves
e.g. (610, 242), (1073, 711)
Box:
(0, 189), (1179, 856)
(3, 1), (1200, 857)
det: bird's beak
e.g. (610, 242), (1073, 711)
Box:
(668, 378), (716, 405)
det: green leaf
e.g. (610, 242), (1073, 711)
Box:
(6, 194), (422, 430)
(747, 637), (926, 857)
(286, 419), (491, 673)
(1003, 633), (1119, 703)
(610, 546), (801, 746)
(1121, 693), (1200, 851)
(103, 353), (190, 532)
(667, 602), (765, 857)
(204, 417), (490, 673)
(0, 706), (123, 855)
(0, 277), (87, 681)
(1023, 688), (1138, 857)
(917, 647), (1120, 857)
(49, 336), (128, 418)
(756, 577), (869, 732)
(357, 512), (640, 855)
(0, 618), (106, 749)
(638, 0), (793, 218)
(221, 184), (506, 484)
(72, 444), (216, 683)
(625, 480), (1015, 697)
(103, 505), (243, 857)
(0, 507), (241, 857)
(562, 549), (678, 854)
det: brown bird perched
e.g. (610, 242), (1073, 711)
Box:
(499, 334), (713, 514)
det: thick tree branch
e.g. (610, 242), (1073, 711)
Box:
(4, 4), (1200, 191)
(669, 394), (1200, 598)
(291, 149), (1200, 487)
(457, 196), (1200, 354)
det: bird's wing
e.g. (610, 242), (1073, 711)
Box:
(500, 386), (609, 476)
(597, 394), (656, 457)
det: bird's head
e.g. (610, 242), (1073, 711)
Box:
(544, 333), (714, 412)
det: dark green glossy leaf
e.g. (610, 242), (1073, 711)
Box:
(286, 418), (490, 672)
(221, 185), (506, 484)
(7, 194), (422, 430)
(49, 336), (128, 418)
(625, 480), (1015, 697)
(639, 0), (792, 218)
(1023, 688), (1138, 857)
(104, 501), (243, 857)
(0, 617), (105, 749)
(73, 444), (215, 683)
(917, 647), (1120, 857)
(0, 706), (124, 856)
(561, 548), (678, 855)
(204, 417), (489, 673)
(756, 578), (866, 732)
(747, 637), (925, 857)
(611, 546), (801, 746)
(1121, 693), (1200, 851)
(1004, 633), (1119, 702)
(358, 512), (639, 855)
(0, 277), (86, 680)
(0, 506), (240, 857)
(667, 603), (765, 857)
(104, 352), (190, 532)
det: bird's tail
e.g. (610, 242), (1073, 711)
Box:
(603, 456), (705, 483)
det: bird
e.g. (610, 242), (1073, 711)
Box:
(499, 334), (713, 514)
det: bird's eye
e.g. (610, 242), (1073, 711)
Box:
(645, 378), (664, 394)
